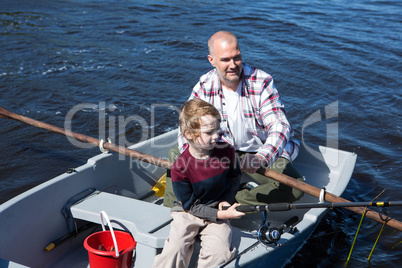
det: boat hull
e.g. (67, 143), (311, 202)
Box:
(0, 129), (357, 267)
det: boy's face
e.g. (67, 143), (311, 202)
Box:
(188, 114), (220, 152)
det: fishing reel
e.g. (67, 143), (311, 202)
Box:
(254, 224), (281, 246)
(252, 210), (282, 246)
(252, 211), (299, 246)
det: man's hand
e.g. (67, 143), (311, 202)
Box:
(240, 153), (267, 173)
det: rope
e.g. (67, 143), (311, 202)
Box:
(319, 187), (326, 203)
(99, 138), (112, 153)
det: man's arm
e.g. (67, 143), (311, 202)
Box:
(248, 76), (292, 171)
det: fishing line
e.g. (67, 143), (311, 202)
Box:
(391, 240), (402, 249)
(345, 189), (385, 265)
(367, 208), (390, 262)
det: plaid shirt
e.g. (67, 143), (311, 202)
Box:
(178, 63), (299, 168)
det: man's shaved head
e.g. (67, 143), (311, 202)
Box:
(207, 31), (242, 91)
(208, 31), (239, 56)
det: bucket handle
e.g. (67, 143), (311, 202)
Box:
(100, 211), (119, 258)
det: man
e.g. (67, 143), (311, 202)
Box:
(164, 31), (303, 208)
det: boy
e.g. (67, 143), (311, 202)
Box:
(153, 99), (245, 268)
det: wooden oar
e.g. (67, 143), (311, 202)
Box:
(1, 106), (401, 231)
(0, 107), (171, 170)
(257, 168), (402, 231)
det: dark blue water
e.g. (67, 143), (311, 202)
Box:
(1, 0), (401, 266)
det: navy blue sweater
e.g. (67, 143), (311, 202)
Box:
(171, 142), (241, 221)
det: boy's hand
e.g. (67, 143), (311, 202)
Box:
(217, 202), (245, 220)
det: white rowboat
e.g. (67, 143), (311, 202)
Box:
(0, 129), (357, 267)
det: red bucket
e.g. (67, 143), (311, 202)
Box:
(84, 211), (137, 268)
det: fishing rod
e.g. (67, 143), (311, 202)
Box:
(1, 106), (402, 232)
(220, 200), (401, 267)
(223, 201), (402, 245)
(227, 200), (402, 213)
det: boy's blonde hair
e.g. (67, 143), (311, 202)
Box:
(179, 98), (221, 142)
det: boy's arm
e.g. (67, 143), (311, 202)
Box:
(188, 201), (219, 222)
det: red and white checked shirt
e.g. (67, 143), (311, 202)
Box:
(178, 63), (299, 168)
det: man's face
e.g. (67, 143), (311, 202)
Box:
(208, 40), (242, 87)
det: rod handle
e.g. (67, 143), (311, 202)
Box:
(222, 205), (257, 212)
(223, 203), (292, 212)
(266, 203), (291, 211)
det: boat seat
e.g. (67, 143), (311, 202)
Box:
(70, 192), (172, 248)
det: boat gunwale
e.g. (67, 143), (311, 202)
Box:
(0, 129), (357, 268)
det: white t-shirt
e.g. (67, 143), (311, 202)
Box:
(222, 84), (260, 152)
